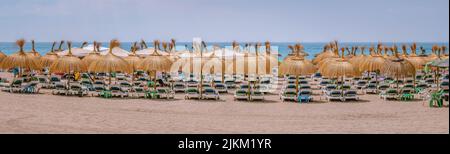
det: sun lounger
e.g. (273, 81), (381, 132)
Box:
(68, 83), (88, 96)
(326, 90), (343, 101)
(250, 91), (264, 101)
(49, 76), (61, 88)
(297, 90), (312, 103)
(37, 76), (51, 89)
(234, 89), (249, 101)
(224, 79), (236, 89)
(202, 88), (220, 100)
(365, 83), (378, 94)
(280, 91), (297, 102)
(185, 88), (200, 100)
(156, 87), (175, 99)
(355, 80), (367, 89)
(9, 79), (23, 93)
(52, 82), (67, 95)
(343, 90), (359, 101)
(110, 85), (127, 98)
(380, 89), (399, 100)
(322, 85), (337, 94)
(119, 81), (132, 92)
(400, 89), (414, 101)
(214, 83), (228, 93)
(173, 82), (187, 93)
(91, 85), (106, 97)
(131, 86), (146, 98)
(378, 84), (390, 91)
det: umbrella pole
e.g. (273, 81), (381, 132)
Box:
(396, 75), (399, 92)
(248, 76), (251, 100)
(436, 68), (440, 91)
(109, 71), (112, 86)
(154, 71), (157, 90)
(131, 69), (135, 86)
(413, 72), (416, 90)
(375, 72), (378, 86)
(341, 76), (344, 97)
(67, 69), (71, 88)
(296, 74), (299, 94)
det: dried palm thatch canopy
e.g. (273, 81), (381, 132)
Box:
(316, 45), (344, 69)
(88, 40), (131, 84)
(27, 40), (41, 58)
(381, 49), (416, 91)
(0, 39), (41, 74)
(406, 43), (427, 70)
(0, 50), (6, 62)
(348, 46), (368, 66)
(139, 40), (173, 73)
(50, 42), (86, 87)
(312, 42), (338, 64)
(139, 40), (173, 88)
(124, 42), (142, 72)
(319, 47), (359, 78)
(39, 42), (59, 68)
(279, 52), (316, 93)
(50, 42), (86, 74)
(284, 44), (308, 61)
(81, 42), (102, 66)
(360, 46), (386, 73)
(441, 46), (448, 59)
(427, 45), (440, 61)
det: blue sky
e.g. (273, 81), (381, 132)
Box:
(0, 0), (448, 42)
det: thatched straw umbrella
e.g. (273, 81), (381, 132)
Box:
(0, 50), (6, 62)
(0, 39), (41, 77)
(124, 42), (142, 83)
(49, 42), (86, 87)
(312, 43), (338, 64)
(81, 42), (102, 66)
(279, 50), (316, 93)
(442, 46), (448, 59)
(27, 40), (41, 58)
(316, 46), (342, 69)
(343, 47), (356, 60)
(405, 43), (427, 70)
(381, 49), (416, 92)
(360, 46), (386, 87)
(348, 46), (368, 66)
(427, 45), (440, 62)
(99, 42), (130, 58)
(319, 47), (359, 92)
(40, 42), (59, 68)
(138, 40), (173, 90)
(88, 40), (130, 85)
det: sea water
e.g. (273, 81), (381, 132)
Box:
(0, 42), (448, 60)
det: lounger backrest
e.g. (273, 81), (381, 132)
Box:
(387, 90), (398, 94)
(330, 91), (341, 95)
(110, 87), (121, 91)
(345, 91), (357, 95)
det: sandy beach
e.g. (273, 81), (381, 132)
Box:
(0, 73), (448, 134)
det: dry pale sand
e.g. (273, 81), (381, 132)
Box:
(0, 73), (448, 134)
